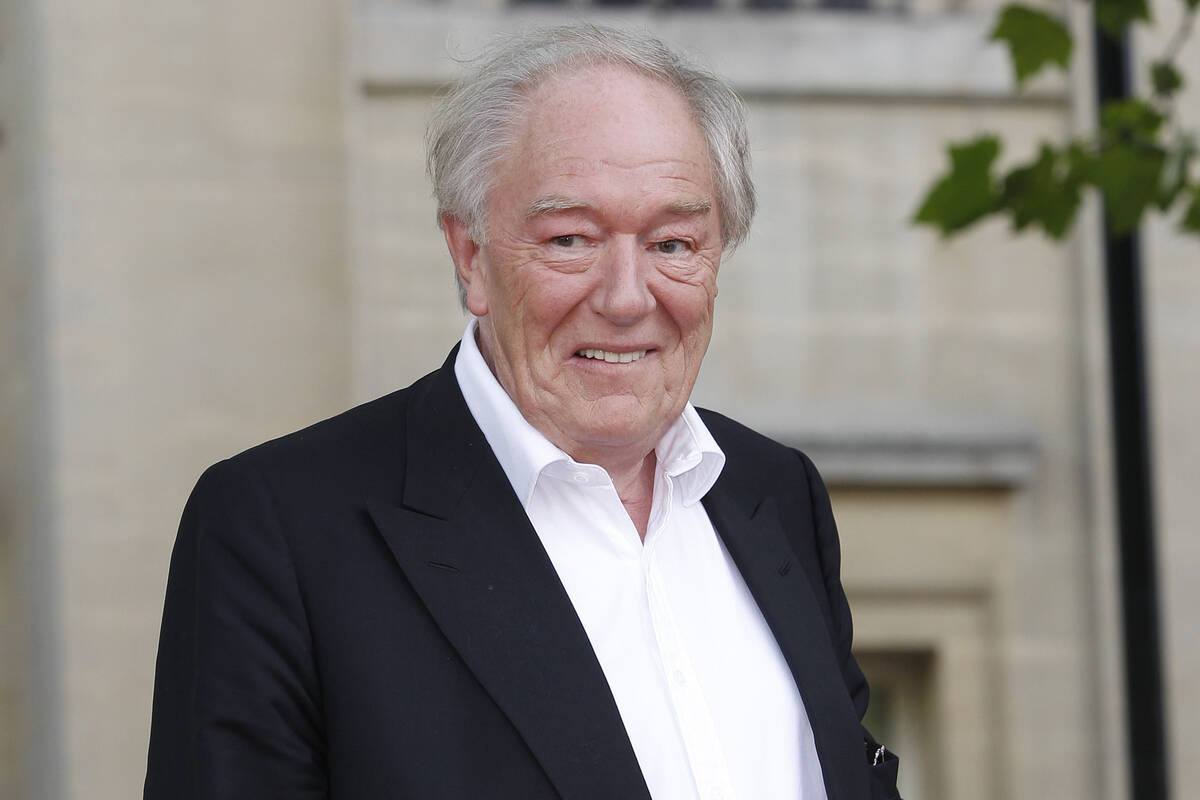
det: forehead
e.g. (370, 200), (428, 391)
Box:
(520, 64), (696, 128)
(494, 65), (714, 200)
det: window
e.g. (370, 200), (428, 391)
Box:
(857, 651), (938, 800)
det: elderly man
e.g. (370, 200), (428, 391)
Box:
(145, 24), (901, 800)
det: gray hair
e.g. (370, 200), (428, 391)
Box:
(425, 23), (756, 300)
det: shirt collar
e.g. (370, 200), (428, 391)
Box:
(454, 318), (725, 509)
(655, 403), (726, 506)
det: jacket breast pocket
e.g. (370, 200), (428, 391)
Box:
(866, 741), (902, 800)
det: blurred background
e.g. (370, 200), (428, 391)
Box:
(1, 0), (1197, 798)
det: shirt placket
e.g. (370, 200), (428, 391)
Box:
(643, 482), (738, 800)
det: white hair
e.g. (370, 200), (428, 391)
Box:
(425, 23), (757, 303)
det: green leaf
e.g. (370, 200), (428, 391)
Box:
(1159, 133), (1196, 209)
(1078, 143), (1166, 234)
(914, 136), (1002, 235)
(991, 5), (1074, 86)
(1095, 0), (1152, 37)
(1090, 98), (1169, 230)
(1182, 187), (1200, 232)
(1185, 0), (1198, 12)
(1151, 61), (1184, 97)
(1000, 144), (1082, 238)
(1100, 98), (1165, 139)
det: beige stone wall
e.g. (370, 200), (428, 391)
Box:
(348, 92), (464, 399)
(9, 1), (350, 797)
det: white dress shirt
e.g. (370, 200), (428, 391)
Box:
(455, 319), (827, 800)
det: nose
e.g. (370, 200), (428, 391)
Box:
(590, 237), (656, 325)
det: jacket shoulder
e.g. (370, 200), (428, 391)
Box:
(193, 365), (445, 512)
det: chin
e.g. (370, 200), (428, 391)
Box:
(569, 405), (664, 451)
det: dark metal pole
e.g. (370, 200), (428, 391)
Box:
(1092, 25), (1170, 800)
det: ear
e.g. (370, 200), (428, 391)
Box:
(442, 214), (490, 317)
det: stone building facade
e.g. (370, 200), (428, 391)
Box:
(1, 1), (1196, 798)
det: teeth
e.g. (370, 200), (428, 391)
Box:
(576, 348), (648, 363)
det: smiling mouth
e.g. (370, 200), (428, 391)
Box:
(575, 348), (649, 364)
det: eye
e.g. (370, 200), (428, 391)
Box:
(654, 239), (690, 255)
(551, 235), (583, 248)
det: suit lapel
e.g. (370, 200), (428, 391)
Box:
(369, 352), (652, 800)
(703, 478), (869, 800)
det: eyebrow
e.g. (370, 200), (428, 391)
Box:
(663, 198), (713, 216)
(525, 196), (591, 219)
(524, 195), (713, 220)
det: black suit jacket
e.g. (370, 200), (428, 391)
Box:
(145, 348), (901, 799)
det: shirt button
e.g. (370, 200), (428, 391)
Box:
(573, 471), (588, 483)
(672, 669), (687, 686)
(708, 789), (725, 800)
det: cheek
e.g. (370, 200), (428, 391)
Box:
(512, 274), (592, 334)
(490, 271), (589, 364)
(487, 247), (538, 305)
(656, 256), (718, 319)
(662, 280), (717, 340)
(481, 248), (545, 339)
(687, 267), (719, 338)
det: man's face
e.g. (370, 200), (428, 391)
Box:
(445, 66), (722, 466)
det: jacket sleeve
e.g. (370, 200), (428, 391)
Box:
(798, 450), (903, 800)
(144, 459), (327, 799)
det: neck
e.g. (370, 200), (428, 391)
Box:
(602, 449), (656, 541)
(559, 440), (658, 541)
